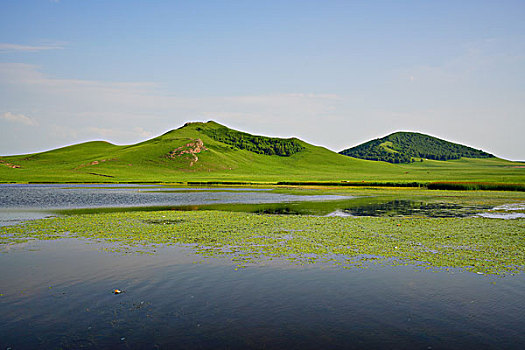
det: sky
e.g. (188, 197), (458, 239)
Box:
(1, 0), (524, 160)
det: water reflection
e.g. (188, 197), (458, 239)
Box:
(339, 199), (490, 218)
(0, 184), (344, 210)
(476, 202), (525, 219)
(55, 198), (492, 219)
(184, 198), (490, 218)
(0, 184), (346, 226)
(1, 239), (524, 349)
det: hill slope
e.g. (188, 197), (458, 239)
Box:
(339, 131), (494, 163)
(0, 121), (386, 182)
(0, 122), (522, 183)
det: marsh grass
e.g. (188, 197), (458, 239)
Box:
(427, 182), (525, 191)
(1, 211), (524, 275)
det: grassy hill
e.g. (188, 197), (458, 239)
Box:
(0, 121), (523, 184)
(340, 131), (494, 163)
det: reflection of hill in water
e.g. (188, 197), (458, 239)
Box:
(242, 199), (490, 218)
(343, 200), (489, 218)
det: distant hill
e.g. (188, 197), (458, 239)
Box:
(0, 121), (383, 182)
(339, 132), (494, 164)
(1, 122), (520, 184)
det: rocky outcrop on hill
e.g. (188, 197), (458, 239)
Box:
(0, 160), (21, 168)
(76, 158), (117, 169)
(167, 139), (208, 166)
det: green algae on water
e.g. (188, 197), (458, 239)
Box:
(1, 211), (524, 275)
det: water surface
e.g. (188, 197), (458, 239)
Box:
(0, 184), (346, 226)
(1, 184), (516, 221)
(0, 184), (345, 209)
(1, 185), (525, 348)
(1, 239), (524, 349)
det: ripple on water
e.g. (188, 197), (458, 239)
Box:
(477, 202), (525, 219)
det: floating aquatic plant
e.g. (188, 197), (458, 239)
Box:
(1, 211), (524, 275)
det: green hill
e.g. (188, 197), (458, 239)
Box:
(339, 131), (494, 164)
(197, 122), (305, 156)
(0, 122), (522, 184)
(0, 121), (381, 182)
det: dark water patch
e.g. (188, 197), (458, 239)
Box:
(339, 199), (491, 218)
(180, 198), (491, 218)
(143, 218), (185, 225)
(1, 239), (524, 349)
(53, 198), (363, 217)
(52, 197), (492, 219)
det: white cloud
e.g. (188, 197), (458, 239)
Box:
(51, 125), (78, 139)
(134, 127), (153, 138)
(0, 43), (65, 53)
(0, 64), (343, 153)
(0, 62), (342, 139)
(1, 112), (39, 126)
(87, 127), (119, 138)
(86, 126), (153, 141)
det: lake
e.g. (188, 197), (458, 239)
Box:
(0, 183), (346, 226)
(1, 184), (524, 349)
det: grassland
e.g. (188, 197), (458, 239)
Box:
(1, 121), (524, 184)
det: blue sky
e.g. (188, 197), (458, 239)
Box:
(1, 0), (524, 159)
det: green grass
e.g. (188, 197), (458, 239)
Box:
(2, 210), (524, 275)
(1, 121), (524, 184)
(378, 141), (399, 153)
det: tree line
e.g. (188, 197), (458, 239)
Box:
(201, 127), (304, 156)
(340, 132), (494, 164)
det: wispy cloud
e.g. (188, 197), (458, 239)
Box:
(1, 112), (39, 126)
(87, 126), (153, 140)
(134, 127), (153, 138)
(0, 62), (341, 130)
(51, 125), (78, 139)
(0, 43), (65, 53)
(0, 62), (346, 153)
